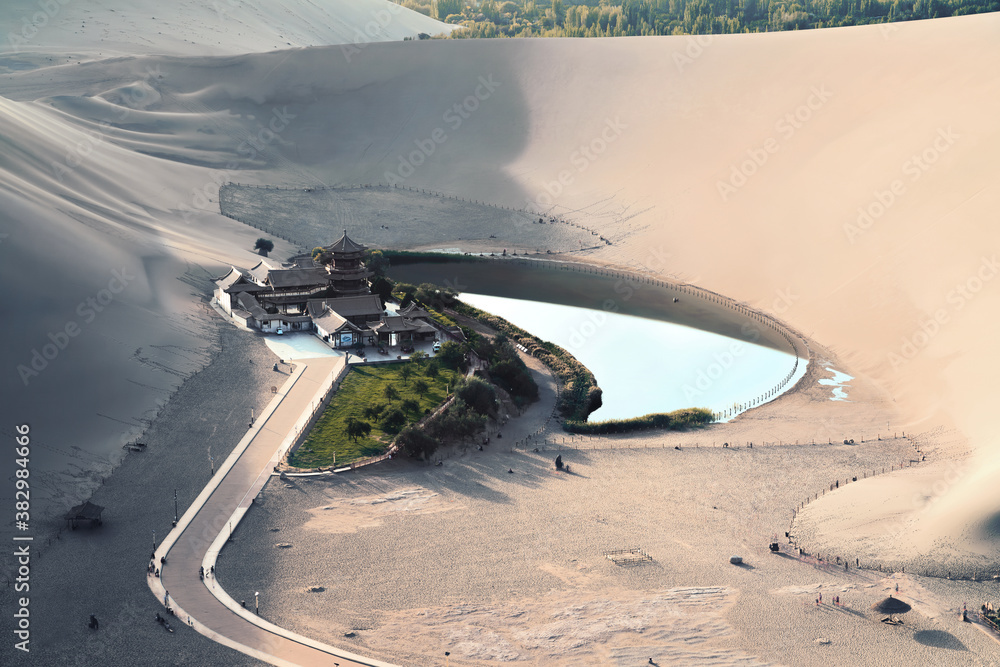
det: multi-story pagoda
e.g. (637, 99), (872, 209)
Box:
(315, 230), (373, 296)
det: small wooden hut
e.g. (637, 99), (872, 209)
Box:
(64, 501), (105, 530)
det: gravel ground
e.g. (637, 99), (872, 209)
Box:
(219, 348), (1000, 667)
(0, 307), (284, 666)
(223, 440), (1000, 666)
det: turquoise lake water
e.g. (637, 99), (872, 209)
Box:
(461, 293), (808, 421)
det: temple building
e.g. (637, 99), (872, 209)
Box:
(214, 231), (441, 350)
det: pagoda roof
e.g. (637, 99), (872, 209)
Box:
(326, 230), (367, 254)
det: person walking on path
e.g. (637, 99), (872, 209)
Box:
(164, 591), (169, 605)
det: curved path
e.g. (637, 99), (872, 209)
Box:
(148, 355), (396, 667)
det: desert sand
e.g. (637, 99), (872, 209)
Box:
(222, 355), (1000, 666)
(2, 1), (1000, 664)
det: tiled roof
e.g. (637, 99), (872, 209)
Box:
(266, 268), (329, 289)
(368, 316), (436, 334)
(306, 294), (383, 319)
(214, 267), (245, 290)
(236, 292), (269, 320)
(248, 259), (275, 283)
(398, 302), (433, 320)
(314, 307), (365, 335)
(326, 230), (367, 254)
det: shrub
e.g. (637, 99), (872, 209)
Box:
(454, 377), (497, 416)
(345, 417), (372, 442)
(451, 300), (595, 421)
(436, 341), (466, 370)
(563, 408), (713, 434)
(363, 402), (386, 421)
(380, 407), (408, 434)
(395, 426), (439, 460)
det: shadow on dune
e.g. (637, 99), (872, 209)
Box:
(420, 448), (595, 503)
(812, 602), (868, 620)
(978, 510), (1000, 542)
(912, 629), (968, 651)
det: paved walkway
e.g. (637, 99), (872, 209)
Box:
(148, 356), (395, 667)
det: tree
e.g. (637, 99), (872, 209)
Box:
(380, 407), (407, 434)
(399, 363), (414, 385)
(254, 238), (275, 254)
(491, 358), (539, 405)
(410, 350), (428, 367)
(413, 378), (429, 397)
(434, 0), (463, 20)
(363, 403), (385, 421)
(364, 250), (389, 277)
(401, 398), (420, 414)
(551, 0), (565, 25)
(436, 341), (466, 370)
(345, 417), (372, 443)
(431, 401), (485, 441)
(371, 276), (394, 302)
(455, 377), (497, 416)
(396, 426), (439, 460)
(425, 359), (440, 378)
(383, 384), (400, 404)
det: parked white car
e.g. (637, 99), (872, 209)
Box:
(432, 341), (441, 352)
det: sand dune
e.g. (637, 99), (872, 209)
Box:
(1, 1), (998, 639)
(0, 0), (454, 61)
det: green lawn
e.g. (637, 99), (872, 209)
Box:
(290, 363), (457, 468)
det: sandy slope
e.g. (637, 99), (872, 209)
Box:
(0, 0), (455, 61)
(1, 4), (999, 652)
